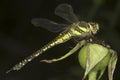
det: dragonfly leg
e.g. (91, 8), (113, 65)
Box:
(40, 40), (86, 63)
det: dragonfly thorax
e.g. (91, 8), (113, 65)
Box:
(69, 21), (91, 36)
(68, 21), (99, 38)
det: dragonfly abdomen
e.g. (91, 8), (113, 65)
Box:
(37, 32), (72, 52)
(6, 32), (72, 73)
(31, 32), (72, 63)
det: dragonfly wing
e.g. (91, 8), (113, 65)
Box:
(55, 4), (79, 23)
(31, 18), (67, 32)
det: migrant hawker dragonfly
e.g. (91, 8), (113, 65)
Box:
(7, 3), (99, 73)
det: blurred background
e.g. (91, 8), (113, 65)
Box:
(0, 0), (120, 80)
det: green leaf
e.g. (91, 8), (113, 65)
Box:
(40, 40), (86, 63)
(78, 43), (110, 80)
(108, 49), (118, 80)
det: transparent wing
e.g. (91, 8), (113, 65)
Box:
(31, 18), (67, 32)
(55, 4), (79, 23)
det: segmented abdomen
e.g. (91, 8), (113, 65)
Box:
(9, 32), (72, 71)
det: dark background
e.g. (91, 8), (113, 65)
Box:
(0, 0), (120, 80)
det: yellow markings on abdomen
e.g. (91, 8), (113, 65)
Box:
(41, 32), (71, 52)
(55, 32), (71, 44)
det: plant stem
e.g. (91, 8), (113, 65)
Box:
(88, 71), (97, 80)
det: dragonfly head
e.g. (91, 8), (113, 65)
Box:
(88, 22), (99, 34)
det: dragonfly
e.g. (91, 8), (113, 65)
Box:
(6, 3), (99, 73)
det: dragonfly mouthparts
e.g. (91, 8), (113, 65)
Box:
(88, 22), (99, 34)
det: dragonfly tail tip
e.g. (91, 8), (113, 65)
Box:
(6, 68), (14, 74)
